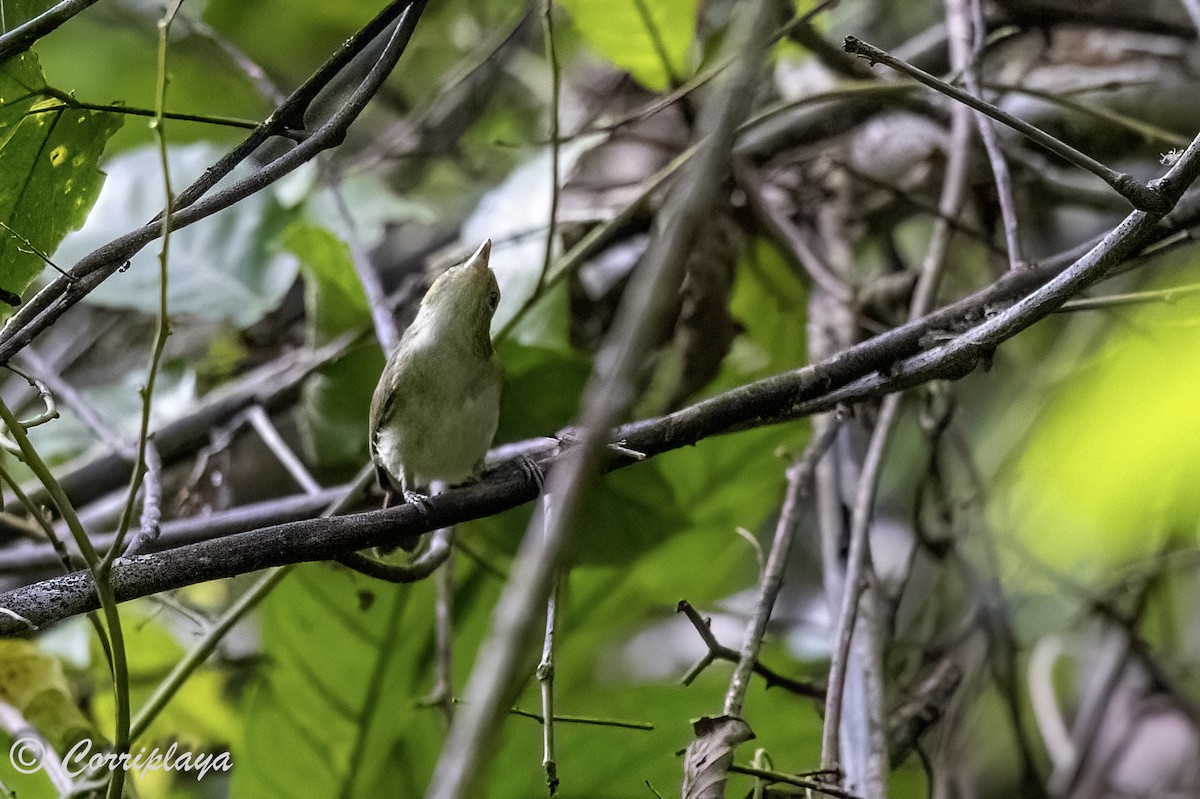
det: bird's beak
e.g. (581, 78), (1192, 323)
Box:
(466, 239), (492, 271)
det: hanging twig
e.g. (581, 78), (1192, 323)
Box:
(963, 0), (1024, 269)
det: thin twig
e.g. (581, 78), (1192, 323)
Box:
(842, 36), (1170, 213)
(677, 601), (824, 699)
(723, 458), (809, 716)
(728, 764), (863, 799)
(3, 363), (59, 428)
(537, 0), (563, 300)
(17, 350), (134, 458)
(539, 9), (562, 787)
(245, 405), (323, 496)
(538, 573), (560, 795)
(1058, 280), (1200, 312)
(336, 527), (453, 583)
(734, 161), (852, 301)
(963, 0), (1023, 269)
(100, 0), (183, 583)
(122, 439), (163, 559)
(0, 0), (102, 61)
(822, 17), (976, 789)
(473, 700), (653, 730)
(33, 95), (260, 132)
(332, 182), (400, 353)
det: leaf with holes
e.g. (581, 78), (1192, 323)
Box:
(0, 52), (122, 315)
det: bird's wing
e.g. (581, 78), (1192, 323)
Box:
(369, 351), (404, 461)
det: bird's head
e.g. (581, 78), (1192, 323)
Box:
(416, 240), (500, 356)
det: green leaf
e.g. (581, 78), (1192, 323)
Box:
(0, 52), (122, 315)
(494, 342), (590, 443)
(53, 142), (299, 327)
(0, 640), (97, 754)
(0, 1), (55, 28)
(90, 604), (240, 753)
(558, 0), (698, 90)
(283, 222), (383, 471)
(232, 564), (464, 798)
(285, 222), (369, 344)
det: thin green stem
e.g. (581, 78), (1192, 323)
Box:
(984, 82), (1191, 149)
(535, 0), (562, 299)
(0, 395), (128, 799)
(1058, 280), (1200, 312)
(727, 764), (859, 799)
(130, 465), (376, 740)
(101, 0), (182, 573)
(99, 7), (183, 795)
(0, 461), (116, 669)
(34, 90), (260, 132)
(491, 703), (654, 730)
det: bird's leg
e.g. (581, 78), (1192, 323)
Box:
(377, 465), (398, 509)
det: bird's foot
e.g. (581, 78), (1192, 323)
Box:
(517, 454), (545, 493)
(402, 489), (436, 524)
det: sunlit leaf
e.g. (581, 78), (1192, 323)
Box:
(995, 270), (1200, 574)
(558, 0), (698, 91)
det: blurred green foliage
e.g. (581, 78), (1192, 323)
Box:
(7, 0), (1199, 797)
(995, 258), (1200, 575)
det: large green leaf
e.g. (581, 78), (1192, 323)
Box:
(558, 0), (698, 90)
(52, 142), (299, 327)
(284, 222), (383, 472)
(0, 52), (122, 312)
(91, 604), (241, 754)
(232, 563), (467, 798)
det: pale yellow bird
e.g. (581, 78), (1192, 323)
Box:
(369, 240), (501, 506)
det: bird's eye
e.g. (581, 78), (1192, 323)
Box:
(487, 289), (500, 310)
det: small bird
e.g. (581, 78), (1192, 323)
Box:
(369, 240), (501, 507)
